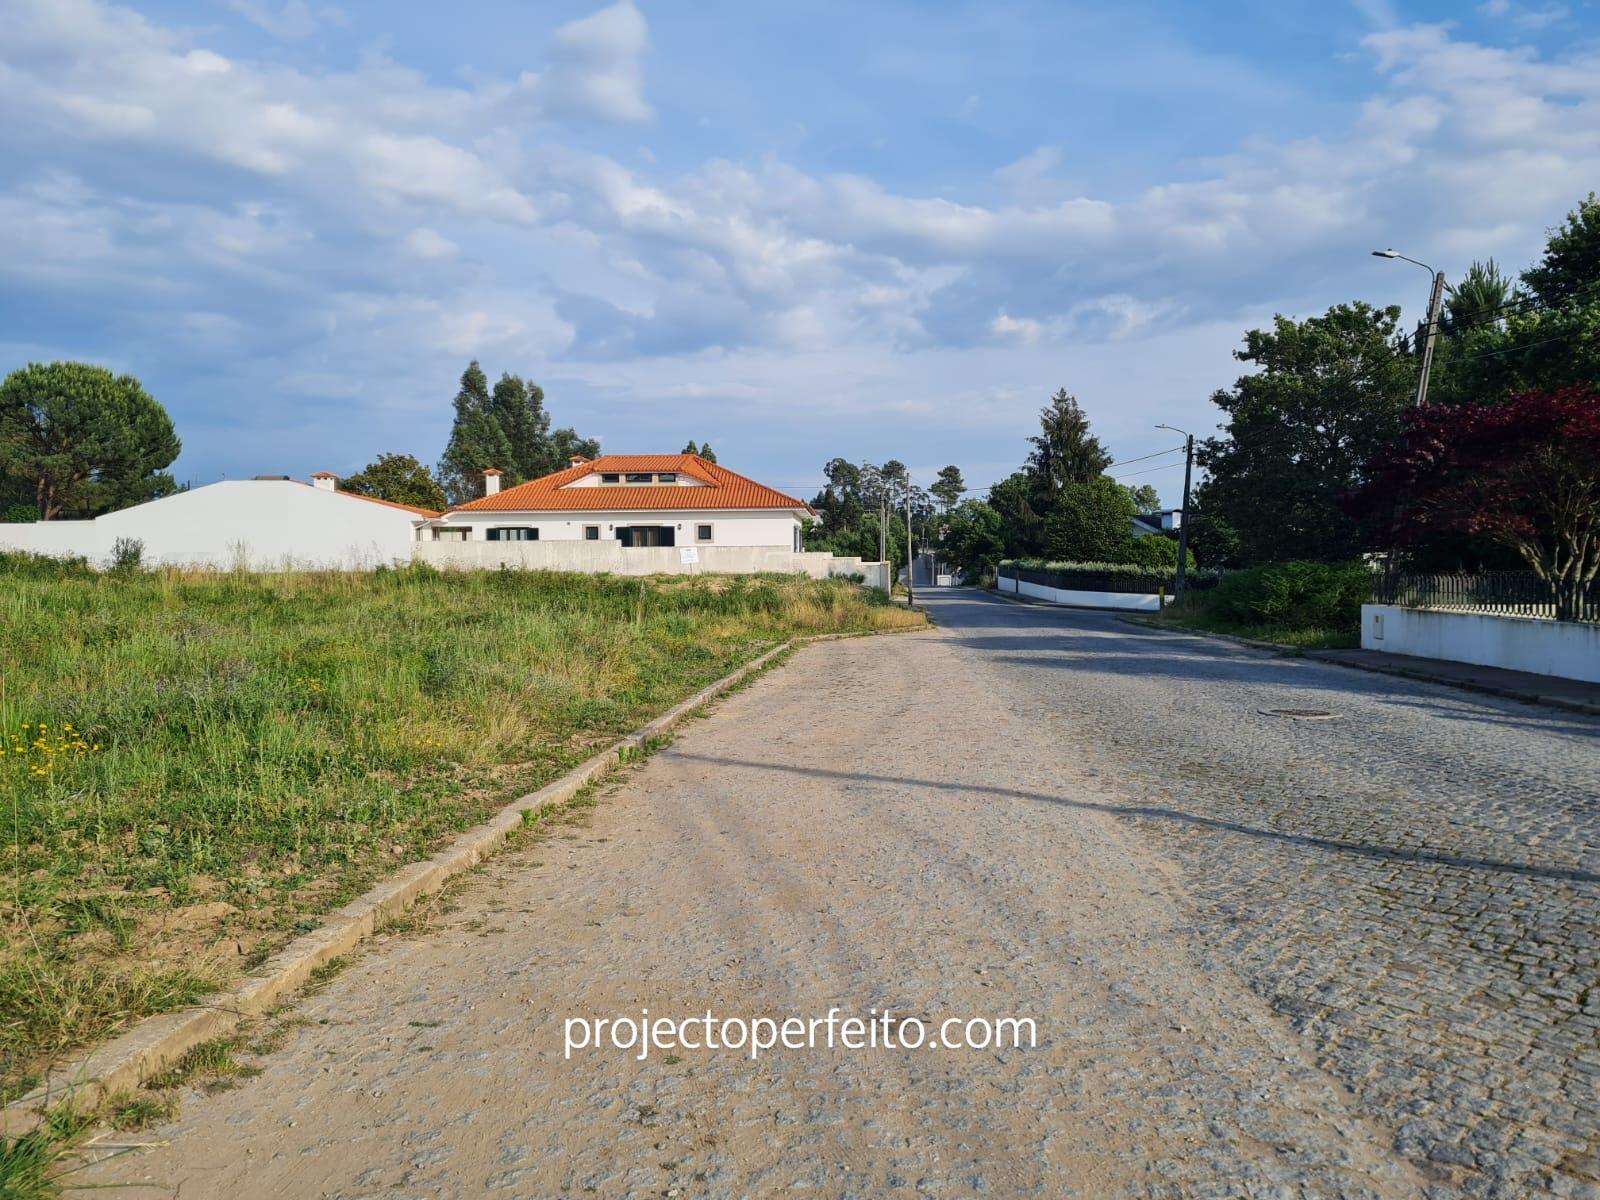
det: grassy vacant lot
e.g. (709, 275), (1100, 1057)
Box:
(0, 556), (921, 1099)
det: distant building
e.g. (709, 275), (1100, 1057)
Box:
(0, 474), (435, 569)
(418, 454), (814, 552)
(1130, 509), (1182, 537)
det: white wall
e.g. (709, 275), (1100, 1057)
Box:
(418, 540), (888, 588)
(436, 510), (801, 548)
(0, 481), (419, 570)
(997, 571), (1166, 612)
(1362, 604), (1600, 684)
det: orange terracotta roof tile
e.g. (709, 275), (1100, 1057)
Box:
(449, 455), (812, 515)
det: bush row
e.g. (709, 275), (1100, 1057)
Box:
(999, 559), (1221, 594)
(1179, 560), (1371, 633)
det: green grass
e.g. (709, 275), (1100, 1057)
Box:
(1149, 607), (1359, 650)
(1149, 560), (1368, 650)
(0, 559), (922, 1100)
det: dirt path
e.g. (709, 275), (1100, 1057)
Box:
(80, 624), (1429, 1198)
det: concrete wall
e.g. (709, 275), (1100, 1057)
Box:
(419, 540), (889, 589)
(432, 510), (801, 547)
(997, 571), (1166, 612)
(0, 481), (418, 570)
(1362, 604), (1600, 684)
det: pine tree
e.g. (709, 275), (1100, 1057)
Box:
(698, 442), (717, 463)
(438, 362), (515, 505)
(931, 465), (965, 510)
(1027, 389), (1110, 491)
(681, 439), (699, 456)
(490, 372), (553, 484)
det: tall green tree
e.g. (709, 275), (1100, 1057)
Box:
(1434, 195), (1600, 407)
(941, 499), (1004, 578)
(681, 439), (699, 456)
(1522, 192), (1600, 306)
(489, 373), (553, 484)
(1122, 483), (1161, 513)
(1197, 302), (1415, 564)
(549, 427), (601, 467)
(697, 442), (718, 464)
(338, 452), (447, 511)
(438, 362), (515, 505)
(1444, 259), (1512, 334)
(987, 471), (1045, 558)
(1028, 389), (1112, 492)
(931, 465), (965, 511)
(1042, 476), (1134, 562)
(0, 361), (180, 520)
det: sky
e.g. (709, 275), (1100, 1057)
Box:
(1, 0), (1597, 506)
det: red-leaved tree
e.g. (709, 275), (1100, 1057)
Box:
(1342, 388), (1600, 620)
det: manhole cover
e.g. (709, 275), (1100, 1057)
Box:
(1258, 707), (1339, 720)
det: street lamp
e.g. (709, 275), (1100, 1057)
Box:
(1155, 423), (1194, 602)
(1372, 248), (1446, 407)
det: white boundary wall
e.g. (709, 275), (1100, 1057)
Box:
(418, 541), (889, 590)
(1362, 604), (1600, 684)
(997, 571), (1165, 612)
(0, 481), (417, 570)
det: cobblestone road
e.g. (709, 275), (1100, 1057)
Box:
(80, 589), (1597, 1198)
(931, 590), (1600, 1199)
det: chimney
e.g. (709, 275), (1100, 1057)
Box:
(483, 468), (503, 496)
(569, 455), (591, 468)
(311, 471), (337, 492)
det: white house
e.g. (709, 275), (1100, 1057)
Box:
(419, 454), (814, 551)
(1130, 509), (1182, 537)
(0, 474), (437, 569)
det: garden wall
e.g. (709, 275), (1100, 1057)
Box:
(1362, 604), (1600, 684)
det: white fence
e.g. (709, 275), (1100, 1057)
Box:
(418, 541), (890, 591)
(1362, 604), (1600, 684)
(996, 571), (1166, 612)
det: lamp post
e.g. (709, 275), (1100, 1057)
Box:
(1372, 248), (1445, 407)
(1156, 424), (1194, 601)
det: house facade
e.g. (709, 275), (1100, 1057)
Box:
(0, 475), (436, 570)
(418, 455), (812, 552)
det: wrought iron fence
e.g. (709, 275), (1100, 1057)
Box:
(1371, 571), (1600, 622)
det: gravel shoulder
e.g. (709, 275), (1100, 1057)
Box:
(77, 589), (1598, 1198)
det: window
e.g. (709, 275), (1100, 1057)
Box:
(584, 525), (600, 540)
(487, 527), (537, 542)
(624, 472), (653, 483)
(600, 473), (620, 483)
(434, 528), (469, 542)
(696, 524), (713, 542)
(657, 472), (677, 482)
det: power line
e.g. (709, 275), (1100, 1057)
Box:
(1111, 461), (1186, 480)
(1106, 445), (1185, 470)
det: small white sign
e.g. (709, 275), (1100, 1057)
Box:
(679, 546), (700, 564)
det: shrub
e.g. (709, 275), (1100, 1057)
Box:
(1209, 560), (1370, 632)
(108, 536), (146, 573)
(1114, 535), (1196, 572)
(2, 503), (37, 524)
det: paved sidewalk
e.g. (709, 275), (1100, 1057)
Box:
(1310, 648), (1600, 715)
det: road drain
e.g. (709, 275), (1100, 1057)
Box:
(1259, 707), (1339, 720)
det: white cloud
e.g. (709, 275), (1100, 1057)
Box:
(222, 0), (325, 39)
(2, 2), (1598, 499)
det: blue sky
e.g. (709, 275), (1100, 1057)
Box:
(2, 0), (1597, 505)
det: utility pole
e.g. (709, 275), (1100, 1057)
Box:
(878, 495), (887, 566)
(1414, 268), (1446, 408)
(1157, 425), (1195, 601)
(905, 482), (915, 606)
(1372, 249), (1445, 408)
